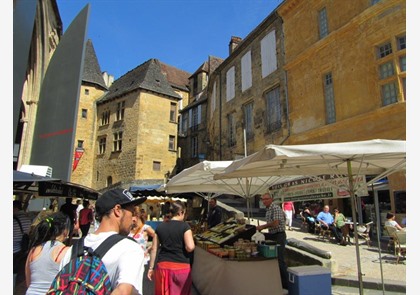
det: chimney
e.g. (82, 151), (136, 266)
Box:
(229, 36), (242, 55)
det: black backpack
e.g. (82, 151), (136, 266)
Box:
(47, 234), (128, 295)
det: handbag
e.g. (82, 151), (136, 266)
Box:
(14, 216), (30, 253)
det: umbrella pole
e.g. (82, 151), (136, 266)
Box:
(347, 160), (364, 295)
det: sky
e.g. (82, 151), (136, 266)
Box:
(57, 0), (284, 79)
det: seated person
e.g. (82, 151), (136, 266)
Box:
(333, 208), (347, 239)
(384, 212), (404, 231)
(317, 205), (345, 245)
(301, 207), (316, 233)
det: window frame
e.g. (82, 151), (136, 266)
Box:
(243, 102), (254, 140)
(265, 87), (282, 133)
(323, 72), (336, 124)
(116, 101), (125, 121)
(113, 131), (123, 152)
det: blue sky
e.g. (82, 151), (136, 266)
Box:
(57, 0), (283, 79)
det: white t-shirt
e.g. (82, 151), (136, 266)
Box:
(59, 231), (145, 293)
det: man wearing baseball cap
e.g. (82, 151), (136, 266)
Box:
(58, 188), (147, 294)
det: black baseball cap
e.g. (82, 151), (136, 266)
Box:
(95, 188), (147, 215)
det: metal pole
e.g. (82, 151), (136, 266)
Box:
(372, 183), (386, 294)
(347, 160), (364, 295)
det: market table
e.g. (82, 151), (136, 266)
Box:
(192, 247), (283, 295)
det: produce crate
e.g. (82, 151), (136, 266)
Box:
(219, 224), (256, 247)
(257, 243), (278, 258)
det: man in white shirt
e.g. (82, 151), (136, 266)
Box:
(59, 188), (147, 294)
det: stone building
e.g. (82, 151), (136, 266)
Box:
(276, 0), (406, 218)
(70, 39), (108, 188)
(93, 59), (190, 191)
(206, 9), (287, 160)
(177, 56), (224, 171)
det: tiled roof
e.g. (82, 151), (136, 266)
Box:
(82, 39), (107, 90)
(159, 61), (190, 91)
(97, 59), (189, 103)
(190, 56), (224, 77)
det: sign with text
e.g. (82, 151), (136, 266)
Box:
(269, 174), (368, 202)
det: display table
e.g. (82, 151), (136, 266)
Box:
(192, 247), (282, 295)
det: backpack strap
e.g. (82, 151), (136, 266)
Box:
(93, 234), (128, 259)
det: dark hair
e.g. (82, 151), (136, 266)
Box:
(29, 212), (71, 248)
(386, 212), (394, 219)
(170, 200), (186, 216)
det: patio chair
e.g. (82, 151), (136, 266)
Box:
(384, 225), (397, 253)
(392, 230), (406, 264)
(299, 211), (308, 232)
(356, 221), (373, 246)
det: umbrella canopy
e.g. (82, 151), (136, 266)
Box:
(163, 160), (293, 199)
(214, 139), (406, 294)
(163, 160), (298, 220)
(215, 139), (405, 186)
(13, 170), (100, 200)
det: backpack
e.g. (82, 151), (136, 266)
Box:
(47, 234), (127, 295)
(14, 216), (30, 253)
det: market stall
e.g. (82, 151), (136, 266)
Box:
(192, 218), (283, 295)
(192, 247), (282, 295)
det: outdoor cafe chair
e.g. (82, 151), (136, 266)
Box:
(384, 225), (398, 253)
(392, 230), (406, 264)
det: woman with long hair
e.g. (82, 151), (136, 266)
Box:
(128, 206), (156, 291)
(25, 212), (71, 295)
(147, 201), (195, 295)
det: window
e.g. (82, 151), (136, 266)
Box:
(377, 42), (392, 59)
(84, 88), (89, 95)
(77, 140), (84, 148)
(265, 87), (281, 132)
(116, 101), (125, 121)
(381, 82), (398, 106)
(324, 73), (336, 124)
(191, 136), (198, 157)
(261, 30), (277, 78)
(81, 109), (87, 118)
(99, 137), (106, 154)
(169, 135), (176, 151)
(189, 105), (201, 131)
(153, 161), (161, 171)
(113, 131), (123, 152)
(397, 35), (406, 50)
(243, 103), (254, 140)
(170, 102), (177, 122)
(227, 113), (236, 147)
(375, 34), (405, 105)
(399, 56), (406, 72)
(241, 51), (252, 91)
(101, 110), (110, 126)
(181, 113), (188, 134)
(318, 7), (329, 39)
(379, 62), (394, 79)
(226, 67), (235, 101)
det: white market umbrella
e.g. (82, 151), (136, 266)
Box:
(163, 160), (296, 219)
(214, 139), (406, 295)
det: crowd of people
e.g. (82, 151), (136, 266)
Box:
(13, 191), (406, 295)
(13, 189), (198, 295)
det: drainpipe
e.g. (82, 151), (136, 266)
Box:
(280, 70), (291, 145)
